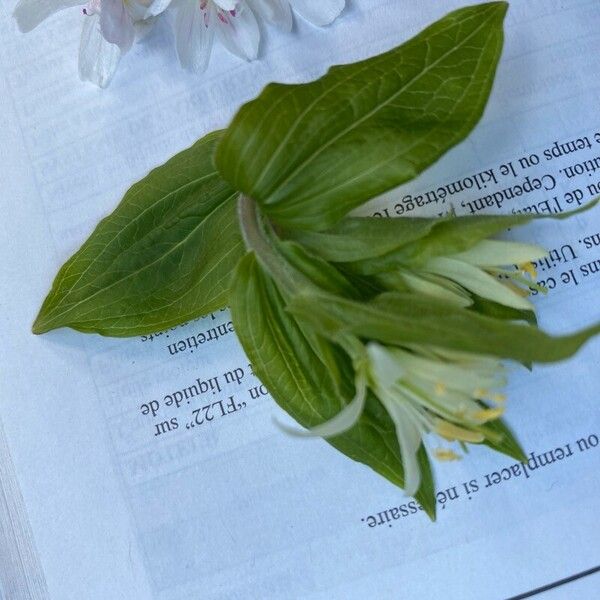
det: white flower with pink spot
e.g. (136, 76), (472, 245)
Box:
(13, 0), (345, 86)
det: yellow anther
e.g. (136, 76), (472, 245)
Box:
(473, 407), (505, 422)
(435, 382), (447, 396)
(434, 448), (461, 462)
(435, 420), (485, 443)
(519, 262), (537, 280)
(473, 389), (506, 405)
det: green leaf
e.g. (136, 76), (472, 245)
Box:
(215, 2), (508, 231)
(470, 294), (537, 325)
(33, 131), (243, 336)
(288, 290), (600, 364)
(230, 253), (436, 517)
(275, 240), (359, 299)
(288, 217), (439, 262)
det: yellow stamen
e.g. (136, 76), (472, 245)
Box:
(473, 407), (505, 422)
(473, 389), (507, 404)
(435, 382), (446, 396)
(435, 420), (485, 443)
(519, 262), (537, 280)
(434, 448), (461, 462)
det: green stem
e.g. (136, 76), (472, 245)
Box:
(237, 194), (306, 295)
(238, 196), (365, 377)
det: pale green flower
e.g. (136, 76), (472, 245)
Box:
(284, 337), (508, 497)
(397, 240), (548, 311)
(364, 343), (506, 495)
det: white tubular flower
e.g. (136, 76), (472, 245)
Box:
(366, 343), (506, 496)
(421, 239), (548, 310)
(174, 0), (259, 72)
(295, 340), (507, 497)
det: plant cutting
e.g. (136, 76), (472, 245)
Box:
(32, 2), (600, 518)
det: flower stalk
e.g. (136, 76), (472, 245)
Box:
(237, 194), (311, 296)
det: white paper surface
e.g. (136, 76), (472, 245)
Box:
(1, 1), (599, 598)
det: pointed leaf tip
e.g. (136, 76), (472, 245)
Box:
(216, 2), (509, 230)
(33, 131), (244, 337)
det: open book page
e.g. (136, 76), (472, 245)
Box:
(1, 0), (599, 598)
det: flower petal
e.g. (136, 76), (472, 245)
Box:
(366, 342), (406, 392)
(425, 256), (534, 310)
(175, 1), (215, 72)
(100, 0), (135, 52)
(215, 5), (260, 61)
(134, 15), (156, 41)
(13, 0), (85, 32)
(400, 271), (473, 308)
(214, 0), (237, 9)
(249, 0), (293, 31)
(450, 240), (547, 267)
(276, 370), (367, 438)
(126, 0), (149, 21)
(398, 351), (506, 395)
(387, 403), (422, 497)
(79, 13), (121, 88)
(144, 0), (173, 18)
(288, 0), (344, 26)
